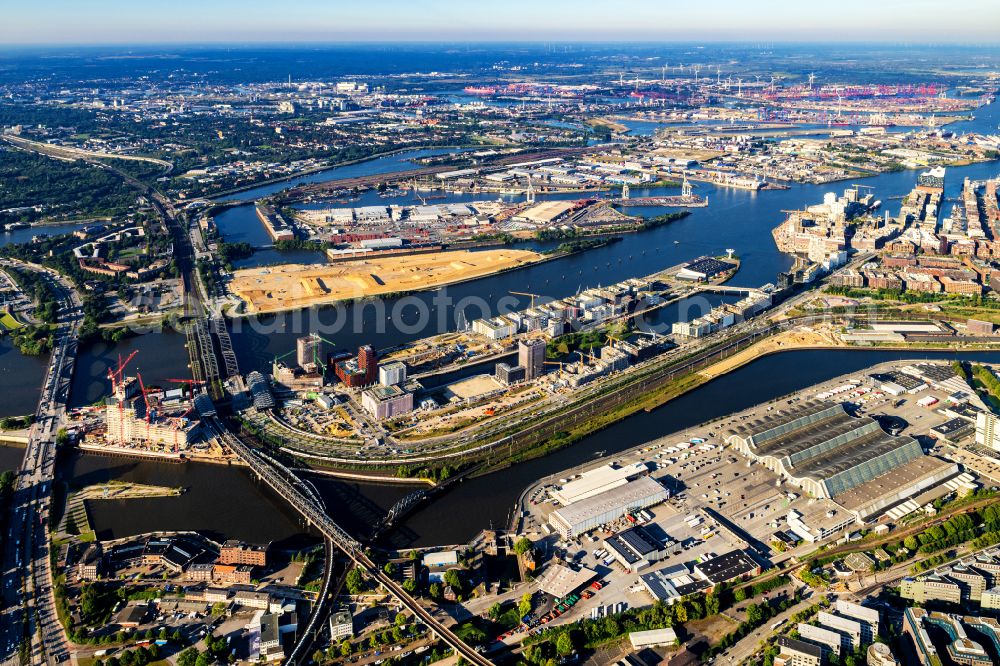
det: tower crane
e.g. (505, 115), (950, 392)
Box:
(107, 350), (139, 445)
(509, 291), (542, 309)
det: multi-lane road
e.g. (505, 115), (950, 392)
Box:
(0, 262), (82, 665)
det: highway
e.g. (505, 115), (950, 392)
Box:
(203, 418), (494, 666)
(0, 261), (82, 665)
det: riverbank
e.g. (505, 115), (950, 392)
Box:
(210, 144), (482, 201)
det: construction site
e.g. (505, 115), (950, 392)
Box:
(228, 247), (546, 314)
(73, 352), (221, 461)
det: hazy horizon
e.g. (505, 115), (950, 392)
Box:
(4, 0), (1000, 46)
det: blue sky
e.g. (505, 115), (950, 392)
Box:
(4, 0), (999, 44)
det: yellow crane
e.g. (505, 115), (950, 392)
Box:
(510, 290), (542, 309)
(543, 360), (565, 372)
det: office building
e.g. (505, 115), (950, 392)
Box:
(975, 411), (1000, 450)
(901, 574), (963, 604)
(296, 335), (322, 371)
(519, 339), (546, 381)
(817, 611), (862, 652)
(867, 642), (900, 666)
(495, 362), (526, 386)
(362, 385), (414, 420)
(336, 345), (378, 388)
(798, 623), (842, 659)
(835, 599), (880, 643)
(775, 637), (822, 666)
(329, 606), (354, 640)
(219, 540), (268, 567)
(378, 361), (407, 386)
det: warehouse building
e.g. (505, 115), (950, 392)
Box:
(551, 462), (649, 506)
(548, 476), (669, 538)
(628, 628), (677, 650)
(639, 564), (709, 604)
(604, 525), (668, 571)
(727, 401), (927, 499)
(692, 549), (761, 588)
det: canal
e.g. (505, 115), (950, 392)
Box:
(2, 98), (999, 546)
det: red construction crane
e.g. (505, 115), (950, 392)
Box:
(107, 350), (138, 393)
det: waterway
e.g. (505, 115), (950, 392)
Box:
(222, 149), (1000, 377)
(6, 97), (1000, 546)
(215, 147), (477, 203)
(0, 335), (48, 417)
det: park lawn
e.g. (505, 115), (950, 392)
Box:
(0, 310), (23, 331)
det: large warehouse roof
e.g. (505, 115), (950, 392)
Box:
(535, 563), (595, 599)
(553, 476), (667, 525)
(730, 400), (926, 499)
(552, 462), (648, 506)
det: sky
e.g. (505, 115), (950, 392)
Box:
(3, 0), (999, 45)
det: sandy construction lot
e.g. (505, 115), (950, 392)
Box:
(230, 248), (544, 314)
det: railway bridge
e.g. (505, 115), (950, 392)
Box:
(204, 417), (493, 666)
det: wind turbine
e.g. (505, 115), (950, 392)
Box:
(661, 65), (666, 82)
(737, 78), (743, 97)
(693, 65), (700, 83)
(716, 65), (721, 84)
(808, 72), (816, 90)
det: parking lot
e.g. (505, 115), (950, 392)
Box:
(516, 360), (986, 633)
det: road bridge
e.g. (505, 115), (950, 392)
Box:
(205, 418), (493, 666)
(0, 263), (82, 666)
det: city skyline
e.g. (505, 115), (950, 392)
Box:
(4, 0), (1000, 45)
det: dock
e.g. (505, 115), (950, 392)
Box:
(255, 203), (296, 242)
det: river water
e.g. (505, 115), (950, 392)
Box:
(3, 97), (999, 546)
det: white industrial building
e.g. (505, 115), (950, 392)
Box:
(548, 476), (669, 538)
(628, 628), (677, 650)
(551, 463), (649, 506)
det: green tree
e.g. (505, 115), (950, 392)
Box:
(345, 567), (365, 595)
(518, 592), (533, 618)
(176, 648), (200, 666)
(443, 569), (463, 591)
(340, 640), (353, 657)
(429, 582), (442, 599)
(488, 602), (503, 621)
(555, 632), (575, 656)
(513, 537), (534, 556)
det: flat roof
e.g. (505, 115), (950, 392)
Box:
(682, 257), (736, 277)
(778, 637), (822, 659)
(694, 549), (759, 584)
(535, 563), (596, 599)
(554, 462), (648, 505)
(551, 476), (668, 529)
